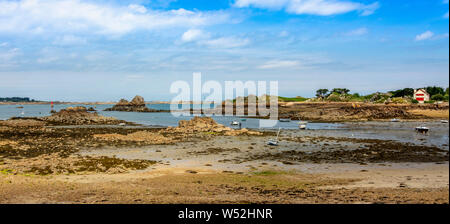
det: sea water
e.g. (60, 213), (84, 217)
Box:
(0, 104), (342, 130)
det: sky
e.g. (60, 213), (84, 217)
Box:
(0, 0), (449, 101)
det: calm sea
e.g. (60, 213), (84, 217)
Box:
(0, 104), (341, 130)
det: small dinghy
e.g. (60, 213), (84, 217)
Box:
(231, 121), (240, 126)
(298, 121), (308, 130)
(279, 118), (291, 122)
(391, 118), (400, 122)
(415, 126), (429, 134)
(241, 118), (247, 122)
(267, 128), (281, 146)
(441, 120), (449, 124)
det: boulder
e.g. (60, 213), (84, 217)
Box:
(42, 106), (121, 125)
(164, 117), (261, 136)
(105, 95), (158, 112)
(130, 95), (145, 106)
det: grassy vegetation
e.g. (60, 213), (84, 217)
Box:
(313, 86), (449, 104)
(252, 170), (288, 176)
(0, 169), (14, 175)
(278, 96), (309, 102)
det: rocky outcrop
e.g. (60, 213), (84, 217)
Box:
(104, 96), (159, 112)
(0, 118), (46, 127)
(1, 106), (125, 126)
(164, 117), (262, 136)
(41, 106), (122, 125)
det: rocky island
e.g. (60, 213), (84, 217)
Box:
(1, 106), (129, 126)
(104, 96), (163, 112)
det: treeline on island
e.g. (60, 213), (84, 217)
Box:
(0, 97), (36, 102)
(309, 86), (449, 104)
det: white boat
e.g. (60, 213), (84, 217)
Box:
(267, 128), (281, 146)
(298, 121), (308, 130)
(441, 120), (449, 124)
(279, 118), (291, 122)
(231, 121), (240, 126)
(391, 118), (400, 122)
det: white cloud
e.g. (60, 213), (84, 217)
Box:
(234, 0), (379, 16)
(37, 56), (59, 64)
(0, 42), (8, 47)
(444, 11), (449, 19)
(52, 35), (87, 45)
(345, 27), (368, 36)
(415, 31), (434, 41)
(125, 75), (145, 80)
(0, 48), (20, 61)
(203, 37), (250, 48)
(180, 29), (250, 48)
(128, 4), (147, 14)
(181, 29), (207, 42)
(0, 0), (231, 36)
(259, 60), (300, 69)
(279, 30), (289, 37)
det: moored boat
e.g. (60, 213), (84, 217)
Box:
(267, 128), (281, 146)
(415, 126), (429, 134)
(231, 121), (240, 126)
(298, 121), (308, 130)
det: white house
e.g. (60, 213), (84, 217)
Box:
(414, 89), (430, 104)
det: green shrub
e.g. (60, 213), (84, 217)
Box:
(327, 93), (343, 102)
(279, 96), (308, 102)
(411, 99), (419, 104)
(431, 94), (445, 101)
(391, 97), (408, 104)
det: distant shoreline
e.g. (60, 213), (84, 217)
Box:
(0, 102), (116, 105)
(0, 101), (214, 105)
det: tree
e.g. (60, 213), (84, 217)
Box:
(431, 94), (445, 101)
(316, 89), (329, 98)
(422, 86), (445, 97)
(390, 88), (414, 98)
(331, 88), (350, 95)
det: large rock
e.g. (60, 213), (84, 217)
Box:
(130, 95), (145, 105)
(42, 106), (121, 125)
(164, 117), (262, 136)
(105, 96), (158, 112)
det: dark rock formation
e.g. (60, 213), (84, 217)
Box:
(104, 96), (158, 112)
(41, 106), (123, 125)
(3, 106), (129, 126)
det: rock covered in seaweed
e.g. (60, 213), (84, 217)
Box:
(41, 106), (122, 125)
(164, 117), (262, 136)
(104, 96), (158, 112)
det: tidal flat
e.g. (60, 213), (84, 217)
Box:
(0, 112), (448, 204)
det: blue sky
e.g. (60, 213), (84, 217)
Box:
(0, 0), (449, 101)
